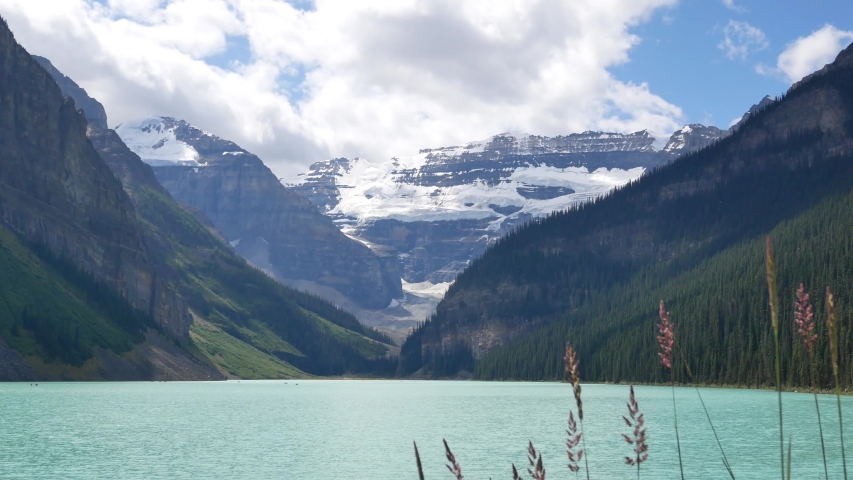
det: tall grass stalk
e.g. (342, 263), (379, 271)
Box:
(444, 439), (463, 480)
(566, 410), (584, 479)
(766, 236), (784, 480)
(413, 441), (425, 480)
(658, 301), (685, 480)
(786, 436), (792, 480)
(794, 284), (828, 480)
(622, 385), (648, 479)
(526, 441), (546, 480)
(565, 343), (591, 480)
(675, 343), (735, 478)
(827, 287), (848, 480)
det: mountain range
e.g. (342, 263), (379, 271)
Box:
(0, 24), (393, 380)
(5, 11), (853, 391)
(281, 116), (757, 332)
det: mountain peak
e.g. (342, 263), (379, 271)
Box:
(116, 116), (201, 166)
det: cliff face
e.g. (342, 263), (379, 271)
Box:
(151, 149), (403, 309)
(0, 21), (190, 340)
(31, 55), (108, 130)
(115, 116), (403, 310)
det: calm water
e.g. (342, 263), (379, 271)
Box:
(0, 380), (850, 479)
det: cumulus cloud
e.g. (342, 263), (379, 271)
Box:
(0, 0), (683, 176)
(721, 0), (747, 14)
(757, 24), (853, 83)
(718, 20), (768, 60)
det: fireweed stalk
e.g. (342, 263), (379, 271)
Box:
(827, 287), (848, 480)
(766, 236), (784, 480)
(622, 385), (649, 479)
(658, 301), (685, 480)
(564, 343), (590, 480)
(794, 284), (828, 479)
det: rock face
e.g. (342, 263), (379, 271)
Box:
(32, 55), (108, 130)
(285, 126), (727, 330)
(662, 124), (725, 153)
(115, 117), (403, 309)
(0, 20), (190, 340)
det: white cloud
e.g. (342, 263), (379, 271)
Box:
(718, 20), (768, 60)
(759, 24), (853, 83)
(721, 0), (747, 14)
(0, 0), (683, 176)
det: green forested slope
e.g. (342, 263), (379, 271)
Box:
(477, 182), (853, 388)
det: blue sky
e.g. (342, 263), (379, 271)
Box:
(616, 0), (853, 127)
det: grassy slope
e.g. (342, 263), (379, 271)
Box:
(189, 317), (305, 379)
(133, 185), (389, 378)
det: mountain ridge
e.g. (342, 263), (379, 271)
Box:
(284, 122), (731, 332)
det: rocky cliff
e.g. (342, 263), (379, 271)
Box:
(31, 55), (108, 130)
(115, 117), (403, 310)
(0, 19), (190, 341)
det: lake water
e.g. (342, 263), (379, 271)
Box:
(0, 380), (850, 479)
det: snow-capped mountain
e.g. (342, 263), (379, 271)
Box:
(284, 126), (727, 330)
(662, 124), (725, 153)
(115, 116), (404, 311)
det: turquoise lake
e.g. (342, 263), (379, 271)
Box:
(0, 380), (850, 479)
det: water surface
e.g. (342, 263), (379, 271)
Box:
(0, 380), (849, 479)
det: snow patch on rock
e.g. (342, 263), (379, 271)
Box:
(116, 116), (200, 166)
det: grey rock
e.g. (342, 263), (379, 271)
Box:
(119, 117), (404, 309)
(32, 55), (109, 130)
(0, 25), (190, 341)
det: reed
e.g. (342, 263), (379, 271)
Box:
(564, 343), (590, 480)
(766, 236), (784, 480)
(622, 385), (649, 479)
(794, 284), (828, 479)
(827, 287), (848, 479)
(658, 301), (685, 480)
(674, 342), (735, 478)
(444, 439), (463, 480)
